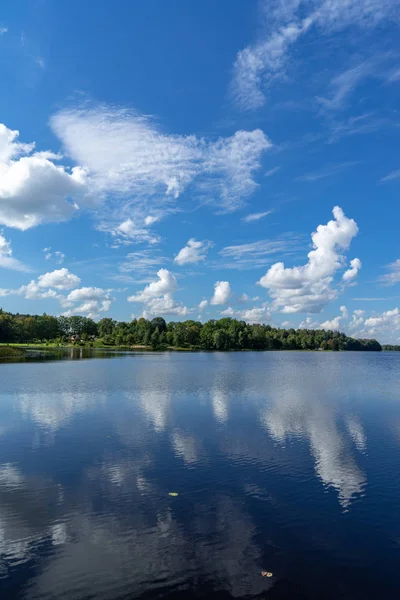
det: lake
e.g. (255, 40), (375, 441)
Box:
(1, 350), (400, 599)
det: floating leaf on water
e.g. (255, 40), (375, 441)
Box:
(261, 571), (273, 578)
(168, 492), (179, 497)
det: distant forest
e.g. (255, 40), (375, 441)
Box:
(0, 309), (386, 351)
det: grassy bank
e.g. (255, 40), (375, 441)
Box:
(0, 346), (26, 358)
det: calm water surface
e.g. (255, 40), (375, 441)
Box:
(1, 351), (400, 599)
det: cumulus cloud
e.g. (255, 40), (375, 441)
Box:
(348, 309), (365, 330)
(242, 210), (272, 223)
(50, 104), (271, 220)
(342, 258), (362, 283)
(231, 0), (400, 110)
(141, 294), (190, 318)
(174, 239), (213, 265)
(198, 300), (208, 311)
(347, 308), (400, 344)
(61, 287), (113, 318)
(128, 269), (177, 302)
(319, 305), (348, 331)
(37, 268), (81, 290)
(0, 124), (87, 230)
(127, 268), (189, 317)
(258, 206), (358, 313)
(211, 281), (232, 305)
(0, 232), (30, 271)
(221, 303), (271, 324)
(365, 308), (400, 328)
(0, 266), (113, 317)
(43, 247), (65, 264)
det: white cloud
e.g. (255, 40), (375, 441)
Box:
(211, 281), (232, 305)
(365, 308), (400, 328)
(61, 287), (113, 318)
(43, 247), (65, 264)
(237, 293), (250, 303)
(144, 215), (160, 226)
(319, 305), (348, 331)
(297, 162), (358, 182)
(231, 0), (399, 110)
(298, 316), (320, 329)
(65, 286), (109, 304)
(0, 123), (87, 230)
(258, 206), (358, 313)
(128, 269), (177, 302)
(19, 281), (59, 300)
(0, 279), (59, 301)
(127, 267), (190, 319)
(0, 27), (8, 35)
(318, 60), (379, 110)
(0, 268), (112, 315)
(265, 166), (280, 177)
(380, 259), (400, 285)
(219, 236), (301, 270)
(281, 320), (292, 328)
(117, 250), (166, 283)
(174, 239), (212, 265)
(342, 258), (362, 282)
(350, 307), (400, 343)
(242, 210), (272, 223)
(141, 294), (190, 318)
(221, 303), (271, 324)
(50, 104), (271, 219)
(198, 300), (208, 311)
(37, 268), (81, 290)
(381, 169), (400, 182)
(102, 218), (160, 246)
(349, 309), (365, 330)
(0, 232), (30, 271)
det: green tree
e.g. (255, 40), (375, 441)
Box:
(151, 328), (161, 349)
(151, 317), (167, 332)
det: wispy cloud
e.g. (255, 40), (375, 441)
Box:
(242, 210), (272, 223)
(317, 60), (377, 111)
(50, 104), (271, 232)
(381, 169), (400, 182)
(379, 259), (400, 285)
(0, 27), (8, 35)
(327, 112), (393, 144)
(0, 233), (31, 272)
(218, 235), (302, 270)
(265, 166), (280, 177)
(297, 161), (358, 182)
(231, 0), (400, 111)
(116, 249), (167, 284)
(352, 297), (386, 301)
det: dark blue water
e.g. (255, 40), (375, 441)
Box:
(1, 351), (400, 599)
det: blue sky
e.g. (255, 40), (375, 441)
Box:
(0, 0), (400, 342)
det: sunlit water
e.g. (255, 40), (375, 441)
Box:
(1, 350), (400, 599)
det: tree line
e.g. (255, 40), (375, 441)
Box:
(0, 309), (383, 351)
